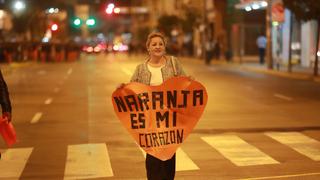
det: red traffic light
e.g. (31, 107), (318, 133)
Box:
(106, 3), (115, 14)
(51, 23), (58, 31)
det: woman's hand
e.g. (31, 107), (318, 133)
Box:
(2, 112), (11, 122)
(188, 76), (195, 81)
(116, 83), (126, 89)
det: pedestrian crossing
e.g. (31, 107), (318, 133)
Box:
(0, 148), (33, 179)
(1, 131), (320, 179)
(201, 135), (279, 166)
(64, 143), (113, 180)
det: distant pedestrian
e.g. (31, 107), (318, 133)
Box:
(205, 40), (213, 65)
(213, 40), (221, 60)
(256, 34), (267, 64)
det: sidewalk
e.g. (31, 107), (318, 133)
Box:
(182, 56), (320, 83)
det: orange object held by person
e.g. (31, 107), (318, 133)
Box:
(0, 117), (17, 147)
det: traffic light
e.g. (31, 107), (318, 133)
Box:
(51, 23), (58, 31)
(105, 3), (120, 14)
(106, 3), (114, 14)
(86, 17), (96, 27)
(73, 18), (82, 27)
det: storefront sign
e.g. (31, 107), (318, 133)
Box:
(272, 1), (285, 23)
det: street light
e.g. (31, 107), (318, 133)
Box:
(13, 0), (26, 13)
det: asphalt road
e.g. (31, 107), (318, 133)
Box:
(1, 53), (320, 180)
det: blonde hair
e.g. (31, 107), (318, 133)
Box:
(145, 32), (167, 49)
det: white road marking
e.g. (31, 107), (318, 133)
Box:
(67, 68), (73, 75)
(236, 172), (320, 180)
(175, 148), (199, 171)
(139, 147), (199, 171)
(54, 87), (60, 93)
(265, 132), (320, 161)
(44, 98), (53, 105)
(202, 135), (279, 166)
(64, 143), (113, 179)
(121, 67), (132, 76)
(30, 112), (43, 124)
(0, 148), (33, 179)
(273, 93), (293, 101)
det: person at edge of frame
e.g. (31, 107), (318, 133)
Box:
(0, 68), (12, 159)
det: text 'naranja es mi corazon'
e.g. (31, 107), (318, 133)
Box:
(113, 90), (204, 148)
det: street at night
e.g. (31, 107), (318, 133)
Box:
(1, 53), (320, 179)
(1, 0), (320, 179)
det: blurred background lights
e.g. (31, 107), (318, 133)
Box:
(114, 7), (120, 14)
(13, 0), (26, 12)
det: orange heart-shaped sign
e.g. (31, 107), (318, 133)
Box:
(112, 76), (207, 161)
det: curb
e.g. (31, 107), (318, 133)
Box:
(0, 62), (31, 75)
(240, 65), (320, 83)
(181, 57), (320, 83)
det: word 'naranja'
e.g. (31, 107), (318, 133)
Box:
(114, 90), (204, 112)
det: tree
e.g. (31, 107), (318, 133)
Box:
(157, 15), (181, 37)
(283, 0), (320, 76)
(181, 6), (200, 33)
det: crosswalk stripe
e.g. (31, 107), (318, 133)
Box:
(175, 148), (199, 171)
(265, 132), (320, 161)
(138, 147), (199, 171)
(202, 135), (279, 166)
(0, 148), (33, 179)
(64, 143), (114, 179)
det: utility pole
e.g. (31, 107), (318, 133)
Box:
(266, 0), (273, 69)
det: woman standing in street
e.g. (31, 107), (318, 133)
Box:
(129, 32), (187, 180)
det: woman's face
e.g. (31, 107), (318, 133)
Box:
(148, 37), (165, 57)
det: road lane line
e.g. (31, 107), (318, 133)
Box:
(245, 86), (253, 90)
(67, 68), (73, 75)
(54, 87), (60, 93)
(30, 112), (43, 124)
(44, 98), (53, 105)
(236, 172), (320, 180)
(202, 135), (279, 166)
(121, 67), (132, 76)
(64, 143), (113, 179)
(139, 147), (199, 171)
(265, 132), (320, 161)
(273, 93), (293, 101)
(0, 148), (33, 179)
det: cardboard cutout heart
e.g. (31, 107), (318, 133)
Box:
(112, 76), (207, 161)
